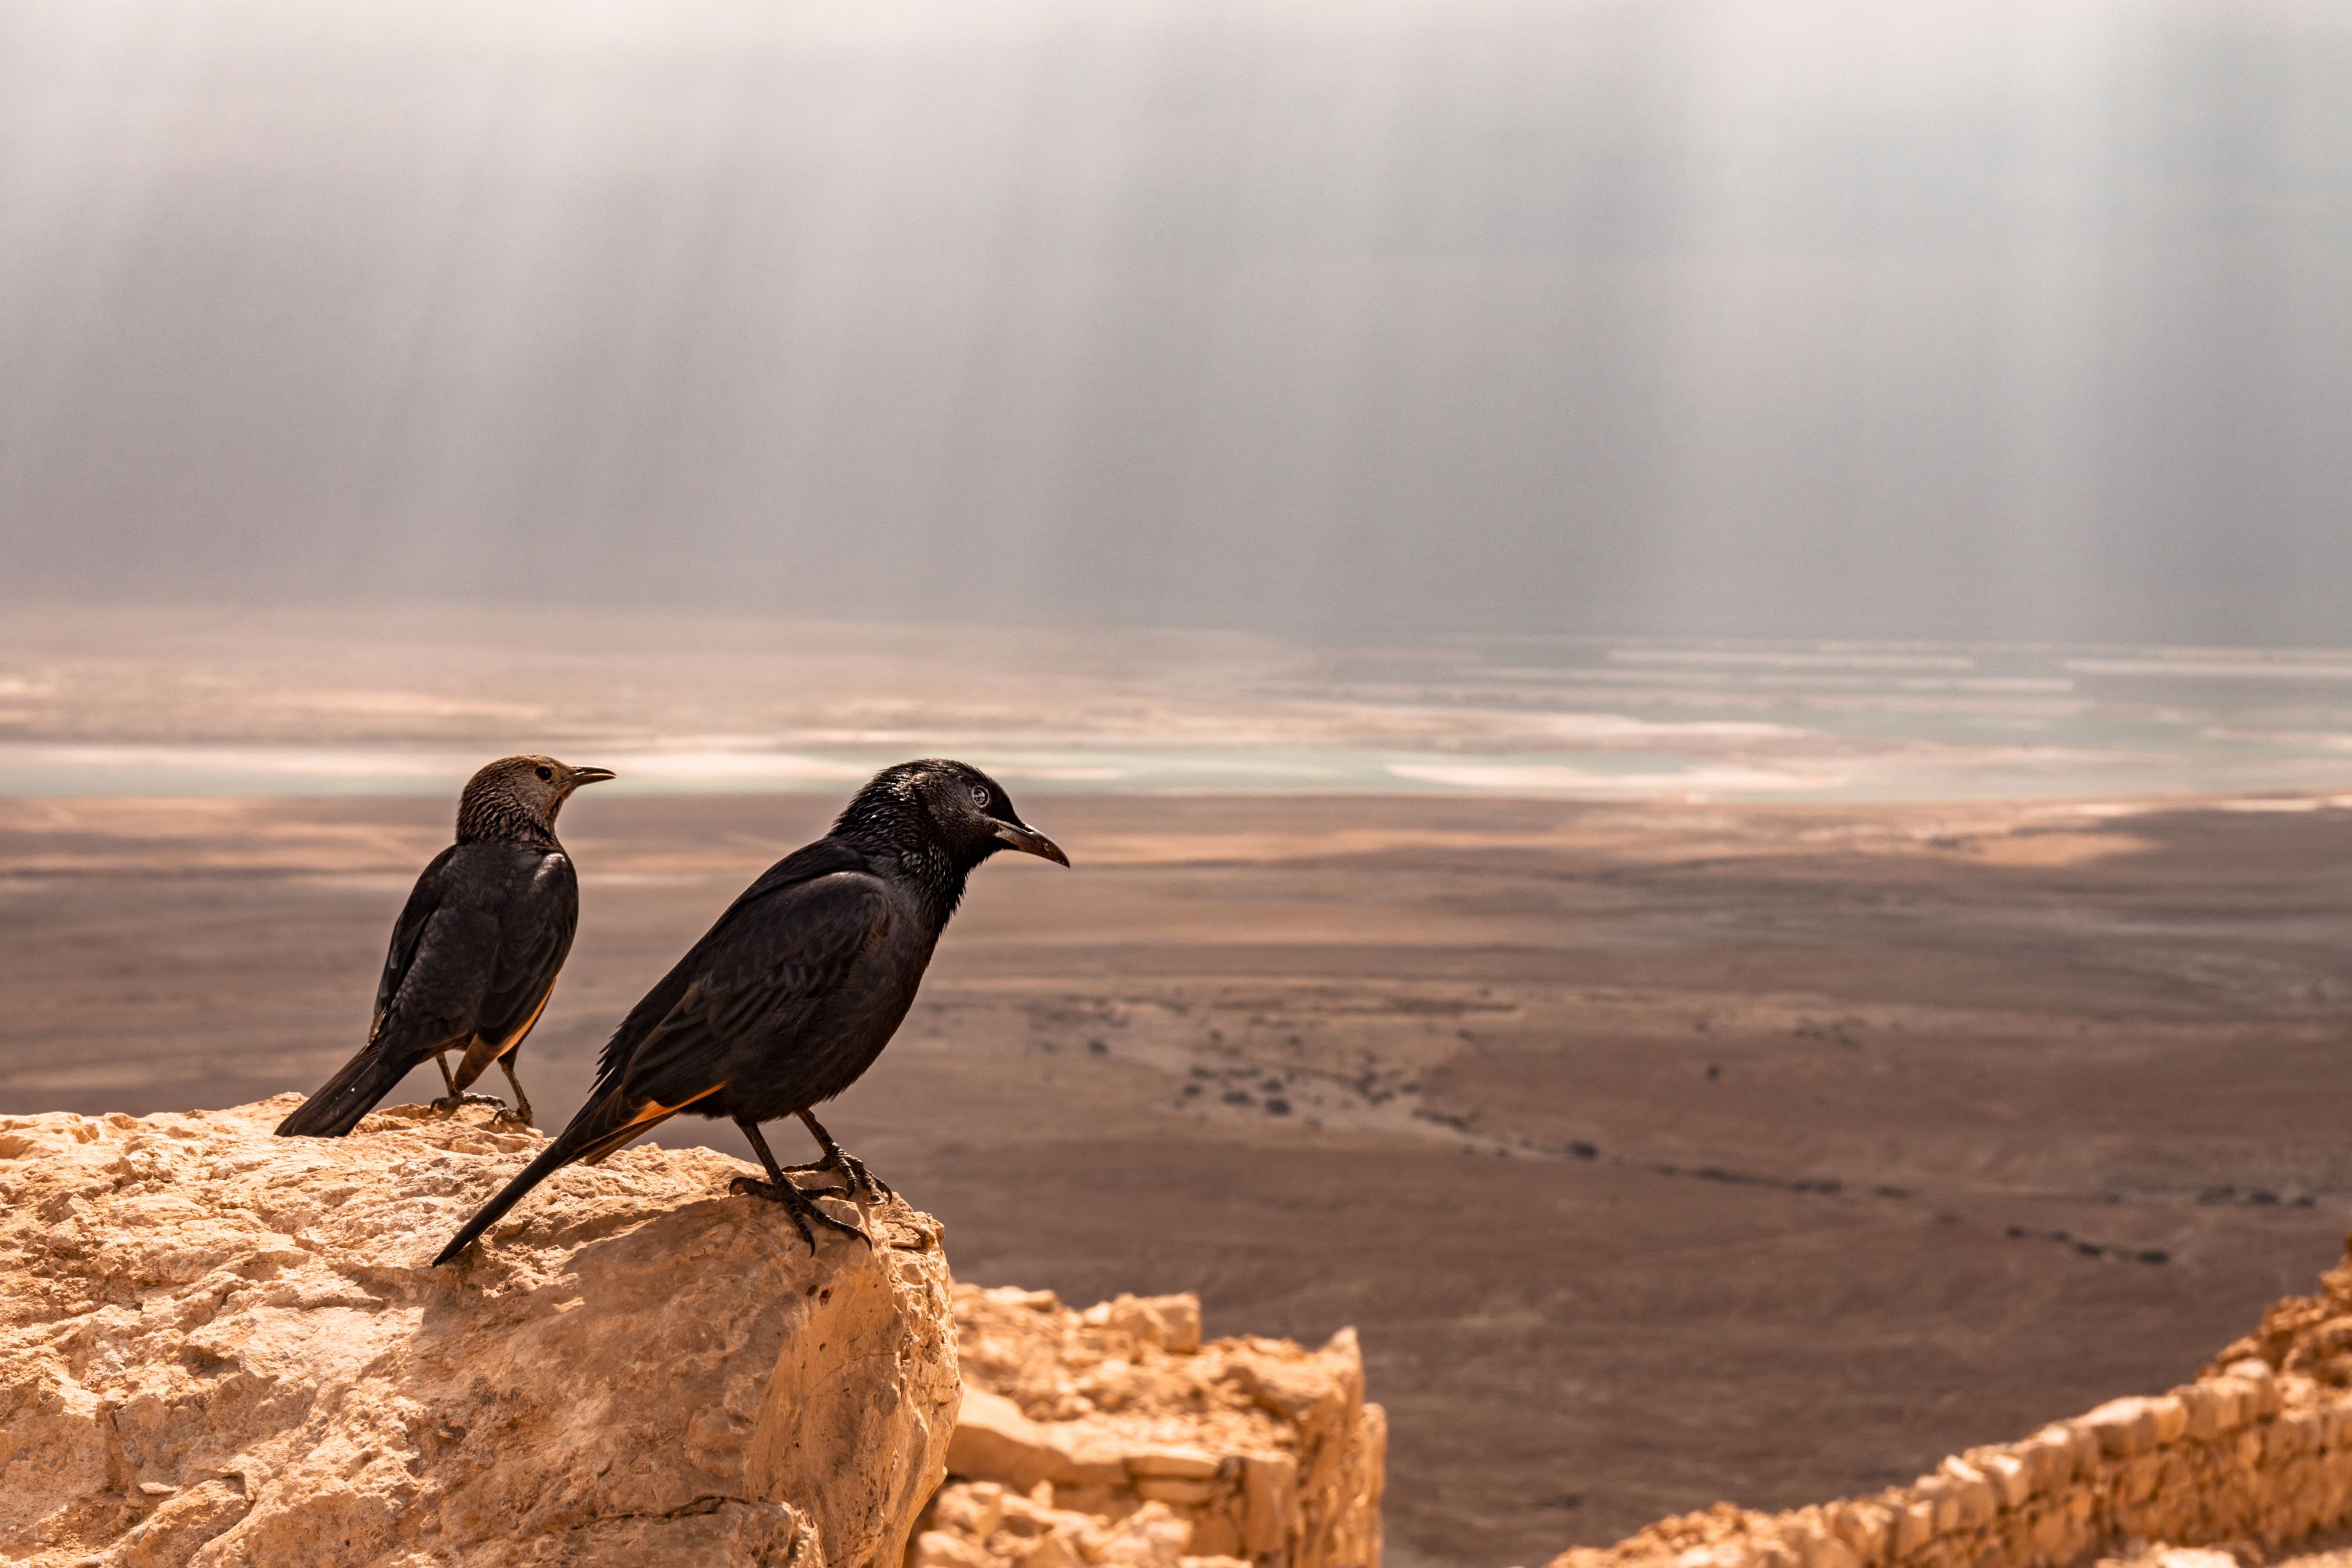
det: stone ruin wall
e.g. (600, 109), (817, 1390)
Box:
(1550, 1238), (2352, 1568)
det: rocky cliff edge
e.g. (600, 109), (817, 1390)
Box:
(0, 1097), (958, 1568)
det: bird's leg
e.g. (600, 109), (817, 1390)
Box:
(429, 1054), (503, 1116)
(495, 1055), (535, 1127)
(432, 1040), (512, 1116)
(432, 1087), (513, 1116)
(728, 1117), (869, 1250)
(782, 1109), (895, 1201)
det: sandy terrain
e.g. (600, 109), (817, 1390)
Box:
(3, 791), (2350, 1566)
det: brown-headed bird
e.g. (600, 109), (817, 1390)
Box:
(433, 759), (1066, 1264)
(275, 755), (613, 1138)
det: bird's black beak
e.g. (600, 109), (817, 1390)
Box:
(568, 767), (617, 786)
(993, 821), (1070, 866)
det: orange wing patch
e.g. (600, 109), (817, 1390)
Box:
(576, 1083), (729, 1167)
(453, 982), (558, 1091)
(626, 1083), (725, 1127)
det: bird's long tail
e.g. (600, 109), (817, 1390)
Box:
(275, 1046), (418, 1138)
(430, 1081), (702, 1265)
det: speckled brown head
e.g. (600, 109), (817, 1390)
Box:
(455, 755), (615, 845)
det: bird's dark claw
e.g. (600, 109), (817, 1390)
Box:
(433, 1093), (511, 1117)
(728, 1176), (873, 1250)
(783, 1149), (894, 1203)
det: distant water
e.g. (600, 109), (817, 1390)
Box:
(5, 622), (2352, 803)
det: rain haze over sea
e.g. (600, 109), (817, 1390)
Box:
(4, 1), (2350, 655)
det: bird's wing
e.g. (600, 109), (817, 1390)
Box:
(593, 837), (870, 1080)
(612, 869), (895, 1112)
(280, 844), (493, 1137)
(474, 851), (580, 1046)
(368, 845), (459, 1040)
(367, 851), (504, 1064)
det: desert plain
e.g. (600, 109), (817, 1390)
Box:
(3, 788), (2350, 1567)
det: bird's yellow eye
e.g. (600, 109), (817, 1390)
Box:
(535, 766), (554, 781)
(969, 784), (990, 808)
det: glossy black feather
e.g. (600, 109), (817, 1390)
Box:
(592, 837), (868, 1082)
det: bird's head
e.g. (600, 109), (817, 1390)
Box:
(456, 754), (616, 843)
(836, 759), (1069, 873)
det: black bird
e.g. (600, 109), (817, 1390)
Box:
(275, 754), (614, 1138)
(433, 759), (1067, 1265)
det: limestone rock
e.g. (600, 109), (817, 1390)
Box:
(0, 1097), (960, 1568)
(917, 1286), (1384, 1568)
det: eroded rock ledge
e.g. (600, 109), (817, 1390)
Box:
(916, 1285), (1385, 1568)
(0, 1097), (959, 1568)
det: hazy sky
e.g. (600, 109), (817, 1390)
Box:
(1, 0), (2347, 642)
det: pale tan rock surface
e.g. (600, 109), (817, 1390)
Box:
(0, 1097), (959, 1568)
(910, 1286), (1383, 1568)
